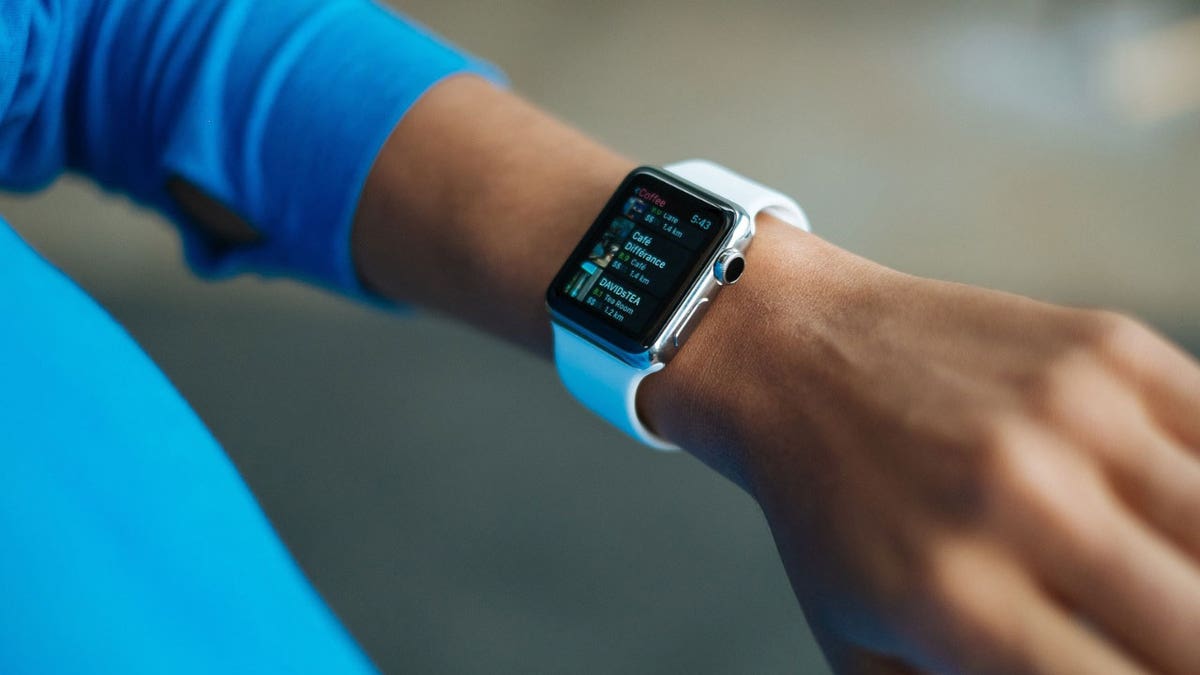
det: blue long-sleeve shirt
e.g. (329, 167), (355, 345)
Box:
(0, 1), (499, 672)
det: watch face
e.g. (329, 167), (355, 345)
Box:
(547, 167), (735, 354)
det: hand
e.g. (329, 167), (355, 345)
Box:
(353, 77), (1200, 673)
(643, 218), (1200, 674)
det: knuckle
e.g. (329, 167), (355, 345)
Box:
(873, 534), (978, 622)
(920, 548), (976, 613)
(972, 418), (1041, 490)
(969, 419), (1106, 544)
(903, 546), (1011, 668)
(1079, 310), (1155, 364)
(890, 546), (969, 627)
(1016, 330), (1123, 424)
(995, 454), (1109, 555)
(1015, 310), (1159, 424)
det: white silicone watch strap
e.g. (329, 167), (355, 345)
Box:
(667, 160), (810, 233)
(554, 160), (809, 450)
(553, 323), (673, 450)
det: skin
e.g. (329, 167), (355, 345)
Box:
(352, 75), (1200, 674)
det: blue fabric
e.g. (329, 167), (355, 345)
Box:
(0, 223), (373, 672)
(0, 0), (501, 672)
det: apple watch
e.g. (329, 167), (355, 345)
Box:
(546, 160), (809, 450)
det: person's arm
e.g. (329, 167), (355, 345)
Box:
(0, 0), (501, 297)
(0, 2), (502, 672)
(354, 76), (1200, 674)
(7, 0), (1197, 670)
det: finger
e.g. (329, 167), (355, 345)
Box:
(981, 580), (1147, 675)
(1104, 321), (1200, 449)
(1032, 362), (1200, 564)
(812, 549), (1145, 675)
(1031, 488), (1200, 674)
(1100, 417), (1200, 563)
(919, 551), (1146, 675)
(1141, 347), (1200, 450)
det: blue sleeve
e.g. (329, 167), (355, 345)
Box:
(0, 0), (503, 297)
(0, 219), (378, 674)
(0, 2), (504, 672)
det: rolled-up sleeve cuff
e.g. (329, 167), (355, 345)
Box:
(163, 0), (505, 300)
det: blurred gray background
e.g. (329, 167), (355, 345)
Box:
(3, 1), (1200, 673)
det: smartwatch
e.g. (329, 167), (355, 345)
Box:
(546, 160), (809, 450)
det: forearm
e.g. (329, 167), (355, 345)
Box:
(350, 75), (855, 484)
(352, 76), (633, 355)
(352, 61), (1200, 675)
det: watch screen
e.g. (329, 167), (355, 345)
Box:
(547, 168), (733, 351)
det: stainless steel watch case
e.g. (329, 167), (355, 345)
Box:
(548, 170), (754, 371)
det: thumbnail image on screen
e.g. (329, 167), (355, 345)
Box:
(562, 216), (635, 301)
(550, 171), (731, 347)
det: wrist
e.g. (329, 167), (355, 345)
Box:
(638, 215), (896, 492)
(354, 77), (889, 489)
(353, 75), (633, 355)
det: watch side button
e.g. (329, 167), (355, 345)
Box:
(673, 298), (710, 349)
(714, 249), (746, 285)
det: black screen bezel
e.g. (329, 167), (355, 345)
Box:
(546, 166), (735, 355)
